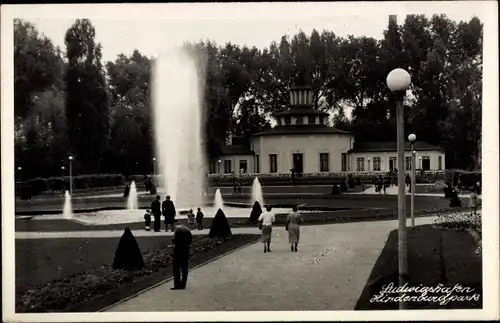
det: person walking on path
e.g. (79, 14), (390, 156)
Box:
(150, 195), (162, 232)
(162, 195), (177, 232)
(258, 205), (275, 253)
(171, 224), (192, 290)
(196, 207), (204, 230)
(469, 189), (478, 215)
(286, 206), (303, 252)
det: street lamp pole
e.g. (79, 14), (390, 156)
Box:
(218, 159), (222, 174)
(387, 68), (411, 310)
(152, 157), (156, 185)
(17, 166), (22, 181)
(408, 134), (417, 228)
(68, 156), (73, 195)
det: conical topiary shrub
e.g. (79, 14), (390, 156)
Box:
(209, 209), (232, 240)
(248, 201), (263, 224)
(112, 227), (145, 271)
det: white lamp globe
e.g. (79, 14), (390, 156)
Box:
(408, 133), (417, 142)
(386, 68), (411, 92)
(68, 156), (73, 161)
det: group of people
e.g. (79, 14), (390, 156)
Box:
(144, 196), (205, 232)
(258, 205), (303, 253)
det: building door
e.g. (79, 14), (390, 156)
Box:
(389, 157), (397, 171)
(422, 157), (430, 171)
(293, 153), (304, 174)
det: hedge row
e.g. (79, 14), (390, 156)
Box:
(16, 174), (126, 196)
(15, 170), (480, 197)
(207, 171), (449, 186)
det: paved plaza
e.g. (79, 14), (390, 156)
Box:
(104, 216), (435, 312)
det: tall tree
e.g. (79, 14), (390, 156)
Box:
(65, 19), (110, 173)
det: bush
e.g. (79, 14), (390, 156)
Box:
(248, 201), (263, 224)
(444, 169), (481, 188)
(209, 209), (232, 239)
(112, 228), (145, 271)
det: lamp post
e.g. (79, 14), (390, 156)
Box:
(386, 68), (411, 310)
(61, 166), (65, 177)
(152, 157), (156, 185)
(408, 134), (417, 228)
(68, 156), (73, 195)
(218, 159), (222, 174)
(367, 157), (371, 172)
(419, 156), (422, 170)
(17, 166), (22, 181)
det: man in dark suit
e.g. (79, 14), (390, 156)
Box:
(150, 195), (162, 232)
(162, 195), (176, 232)
(171, 224), (192, 290)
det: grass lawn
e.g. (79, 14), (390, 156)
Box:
(15, 234), (259, 312)
(355, 224), (482, 310)
(16, 236), (173, 292)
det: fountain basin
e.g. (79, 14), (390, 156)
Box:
(30, 206), (302, 225)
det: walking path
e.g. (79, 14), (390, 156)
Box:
(103, 216), (436, 312)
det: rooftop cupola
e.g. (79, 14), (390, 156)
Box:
(289, 85), (313, 106)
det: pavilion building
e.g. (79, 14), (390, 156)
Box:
(213, 85), (445, 174)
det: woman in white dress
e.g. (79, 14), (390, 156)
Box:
(258, 206), (275, 253)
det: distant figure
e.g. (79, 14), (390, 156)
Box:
(291, 168), (296, 185)
(232, 172), (237, 195)
(376, 175), (383, 194)
(475, 181), (481, 195)
(162, 195), (177, 232)
(258, 206), (276, 253)
(469, 190), (478, 215)
(196, 207), (204, 230)
(449, 189), (462, 207)
(237, 178), (242, 195)
(444, 182), (452, 198)
(150, 195), (162, 232)
(171, 224), (193, 290)
(144, 209), (152, 231)
(286, 206), (303, 252)
(405, 173), (411, 190)
(331, 183), (340, 195)
(187, 208), (196, 230)
(144, 176), (152, 193)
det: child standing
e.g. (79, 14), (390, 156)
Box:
(187, 209), (196, 230)
(144, 209), (152, 231)
(469, 190), (478, 215)
(196, 207), (204, 230)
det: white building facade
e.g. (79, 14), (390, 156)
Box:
(212, 85), (446, 174)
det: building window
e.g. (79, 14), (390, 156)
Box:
(305, 116), (310, 124)
(438, 156), (442, 170)
(356, 158), (365, 172)
(255, 155), (260, 173)
(285, 116), (291, 125)
(373, 157), (381, 171)
(405, 157), (412, 171)
(239, 160), (247, 174)
(341, 153), (347, 171)
(269, 154), (278, 173)
(389, 157), (397, 171)
(295, 116), (303, 125)
(319, 153), (329, 172)
(422, 156), (430, 171)
(223, 160), (232, 174)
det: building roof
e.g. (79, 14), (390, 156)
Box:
(348, 141), (443, 153)
(220, 145), (254, 156)
(253, 125), (352, 136)
(274, 106), (329, 117)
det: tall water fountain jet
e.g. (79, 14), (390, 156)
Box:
(214, 189), (225, 211)
(127, 181), (138, 210)
(251, 177), (265, 207)
(152, 47), (206, 208)
(62, 190), (73, 219)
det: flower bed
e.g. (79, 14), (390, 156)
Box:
(433, 210), (482, 237)
(16, 234), (259, 313)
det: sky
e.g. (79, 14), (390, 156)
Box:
(9, 2), (486, 63)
